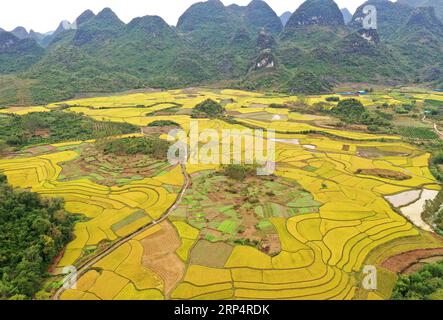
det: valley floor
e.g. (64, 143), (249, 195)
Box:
(0, 87), (442, 300)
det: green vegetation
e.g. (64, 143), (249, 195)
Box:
(284, 0), (344, 30)
(0, 31), (45, 74)
(174, 170), (320, 255)
(102, 136), (170, 160)
(269, 103), (288, 109)
(393, 260), (443, 300)
(0, 1), (441, 104)
(222, 164), (257, 181)
(331, 98), (366, 119)
(423, 190), (443, 234)
(0, 174), (75, 300)
(285, 71), (333, 95)
(331, 98), (389, 128)
(424, 99), (443, 108)
(191, 99), (225, 119)
(147, 120), (180, 127)
(430, 152), (443, 182)
(0, 111), (138, 148)
(397, 127), (438, 140)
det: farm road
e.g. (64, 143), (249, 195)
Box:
(53, 164), (190, 300)
(422, 114), (443, 140)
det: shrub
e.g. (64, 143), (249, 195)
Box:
(222, 164), (257, 180)
(148, 120), (180, 127)
(392, 259), (443, 300)
(397, 127), (438, 140)
(332, 99), (366, 118)
(269, 103), (288, 109)
(0, 111), (138, 148)
(103, 136), (171, 160)
(191, 99), (225, 119)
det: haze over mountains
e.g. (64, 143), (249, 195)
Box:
(398, 0), (443, 20)
(0, 0), (442, 105)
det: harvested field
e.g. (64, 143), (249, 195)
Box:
(356, 146), (412, 158)
(189, 240), (233, 268)
(356, 169), (411, 181)
(140, 221), (185, 295)
(381, 248), (443, 274)
(385, 190), (422, 208)
(400, 189), (439, 232)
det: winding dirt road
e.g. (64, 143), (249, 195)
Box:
(435, 123), (443, 138)
(422, 114), (443, 140)
(53, 164), (190, 300)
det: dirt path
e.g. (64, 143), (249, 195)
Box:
(53, 164), (190, 300)
(422, 114), (443, 140)
(434, 123), (443, 138)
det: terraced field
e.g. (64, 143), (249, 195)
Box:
(0, 88), (442, 300)
(0, 146), (183, 269)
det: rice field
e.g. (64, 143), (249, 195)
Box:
(1, 88), (442, 300)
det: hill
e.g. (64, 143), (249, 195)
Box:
(0, 0), (441, 104)
(350, 0), (414, 40)
(0, 31), (44, 73)
(341, 8), (353, 25)
(280, 12), (292, 26)
(393, 7), (443, 81)
(398, 0), (443, 21)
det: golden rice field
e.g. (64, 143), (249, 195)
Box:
(0, 88), (442, 300)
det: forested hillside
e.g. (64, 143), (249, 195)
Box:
(0, 0), (442, 104)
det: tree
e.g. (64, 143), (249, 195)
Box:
(0, 140), (7, 156)
(191, 99), (225, 119)
(332, 98), (366, 118)
(0, 174), (75, 299)
(392, 260), (443, 300)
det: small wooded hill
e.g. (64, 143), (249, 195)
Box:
(0, 174), (75, 300)
(0, 0), (442, 105)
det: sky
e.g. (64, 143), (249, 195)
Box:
(0, 0), (386, 33)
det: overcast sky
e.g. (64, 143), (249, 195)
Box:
(0, 0), (390, 33)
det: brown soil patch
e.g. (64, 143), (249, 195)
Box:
(142, 126), (178, 135)
(26, 145), (56, 155)
(342, 145), (350, 151)
(356, 168), (411, 181)
(381, 247), (443, 274)
(189, 240), (233, 268)
(356, 146), (411, 158)
(140, 221), (185, 295)
(261, 234), (282, 256)
(34, 128), (50, 138)
(402, 263), (426, 274)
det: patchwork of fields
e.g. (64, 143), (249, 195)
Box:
(0, 88), (442, 300)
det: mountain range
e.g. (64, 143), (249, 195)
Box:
(398, 0), (443, 21)
(0, 0), (442, 105)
